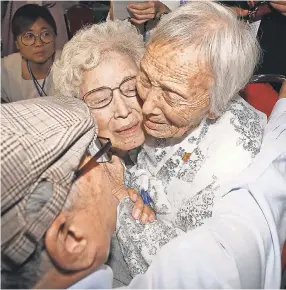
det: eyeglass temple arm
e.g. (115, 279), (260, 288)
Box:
(249, 74), (286, 84)
(74, 140), (112, 179)
(90, 140), (112, 161)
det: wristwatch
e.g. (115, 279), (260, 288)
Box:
(154, 10), (169, 21)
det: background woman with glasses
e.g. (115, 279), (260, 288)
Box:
(1, 4), (61, 103)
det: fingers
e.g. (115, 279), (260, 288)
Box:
(128, 7), (155, 15)
(130, 18), (149, 24)
(269, 1), (286, 15)
(132, 191), (144, 220)
(129, 188), (156, 224)
(128, 1), (154, 11)
(140, 204), (156, 224)
(128, 8), (155, 22)
(127, 1), (156, 22)
(270, 1), (286, 5)
(127, 188), (138, 202)
(129, 12), (155, 20)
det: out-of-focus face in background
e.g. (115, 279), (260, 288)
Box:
(15, 17), (56, 64)
(80, 51), (145, 151)
(137, 43), (212, 139)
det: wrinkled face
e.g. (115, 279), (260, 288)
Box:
(38, 156), (121, 289)
(16, 17), (56, 64)
(81, 52), (145, 151)
(137, 43), (212, 138)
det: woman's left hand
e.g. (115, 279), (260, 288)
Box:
(128, 188), (156, 224)
(103, 156), (128, 201)
(127, 1), (170, 24)
(103, 157), (156, 223)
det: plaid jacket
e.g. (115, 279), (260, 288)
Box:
(1, 96), (96, 271)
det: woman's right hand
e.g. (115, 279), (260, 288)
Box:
(128, 188), (156, 224)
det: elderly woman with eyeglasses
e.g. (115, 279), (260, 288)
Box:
(53, 20), (146, 160)
(52, 20), (154, 286)
(1, 4), (60, 103)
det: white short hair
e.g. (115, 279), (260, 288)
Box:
(52, 20), (145, 99)
(148, 2), (261, 115)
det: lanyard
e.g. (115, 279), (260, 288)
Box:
(26, 60), (50, 97)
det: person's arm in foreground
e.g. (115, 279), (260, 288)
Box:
(70, 98), (286, 289)
(126, 98), (286, 289)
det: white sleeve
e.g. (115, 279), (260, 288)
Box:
(69, 265), (113, 289)
(264, 98), (286, 137)
(116, 197), (183, 277)
(1, 59), (11, 103)
(127, 151), (286, 288)
(125, 100), (286, 288)
(118, 159), (213, 277)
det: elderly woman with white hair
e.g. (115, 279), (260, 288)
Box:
(115, 1), (267, 278)
(52, 20), (152, 286)
(52, 20), (146, 155)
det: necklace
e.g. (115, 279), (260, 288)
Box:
(26, 58), (53, 97)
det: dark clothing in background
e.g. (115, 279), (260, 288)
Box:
(221, 1), (286, 92)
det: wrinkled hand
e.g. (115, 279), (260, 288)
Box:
(102, 156), (128, 201)
(127, 0), (170, 24)
(128, 188), (156, 224)
(103, 156), (156, 223)
(270, 1), (286, 16)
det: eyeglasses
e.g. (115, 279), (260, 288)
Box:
(83, 76), (138, 109)
(74, 136), (112, 180)
(21, 30), (55, 46)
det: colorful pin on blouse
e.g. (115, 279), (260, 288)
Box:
(182, 152), (191, 162)
(140, 189), (153, 205)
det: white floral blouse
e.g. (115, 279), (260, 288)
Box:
(116, 96), (266, 277)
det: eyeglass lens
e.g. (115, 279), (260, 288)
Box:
(84, 76), (137, 109)
(21, 31), (54, 46)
